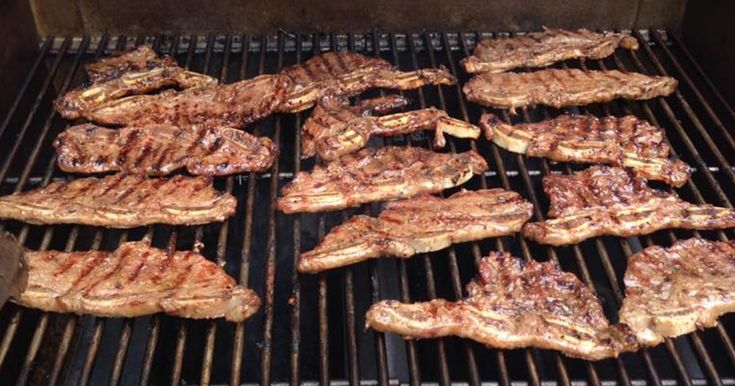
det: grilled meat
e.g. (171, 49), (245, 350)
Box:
(85, 45), (177, 83)
(523, 166), (735, 246)
(461, 29), (639, 74)
(464, 68), (677, 111)
(0, 174), (236, 228)
(76, 51), (452, 127)
(16, 240), (260, 322)
(619, 238), (735, 346)
(277, 146), (488, 213)
(86, 74), (291, 128)
(55, 45), (217, 120)
(278, 51), (455, 113)
(479, 113), (690, 187)
(303, 95), (481, 160)
(54, 123), (278, 176)
(366, 252), (638, 360)
(299, 189), (533, 273)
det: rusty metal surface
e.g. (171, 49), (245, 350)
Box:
(29, 0), (686, 35)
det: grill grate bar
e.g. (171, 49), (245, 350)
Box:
(261, 33), (284, 386)
(231, 33), (256, 386)
(340, 33), (362, 386)
(651, 31), (735, 154)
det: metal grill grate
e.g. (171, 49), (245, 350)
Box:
(0, 30), (734, 386)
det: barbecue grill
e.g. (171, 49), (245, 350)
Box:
(1, 1), (734, 385)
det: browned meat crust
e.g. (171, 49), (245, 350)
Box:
(0, 174), (236, 228)
(278, 51), (456, 113)
(16, 240), (260, 322)
(84, 45), (176, 83)
(277, 146), (488, 213)
(298, 189), (533, 273)
(464, 69), (677, 111)
(479, 113), (690, 187)
(54, 123), (278, 176)
(619, 238), (735, 346)
(366, 252), (638, 360)
(461, 29), (639, 73)
(303, 95), (481, 160)
(523, 166), (735, 245)
(85, 74), (291, 128)
(55, 45), (217, 120)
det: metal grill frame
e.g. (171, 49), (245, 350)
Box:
(0, 29), (734, 386)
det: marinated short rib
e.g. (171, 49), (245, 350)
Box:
(461, 29), (639, 74)
(86, 74), (291, 128)
(463, 68), (677, 111)
(523, 166), (735, 246)
(16, 240), (260, 322)
(277, 146), (488, 213)
(278, 51), (456, 113)
(303, 95), (481, 160)
(479, 113), (690, 187)
(55, 45), (217, 120)
(0, 174), (236, 228)
(299, 189), (533, 273)
(54, 123), (279, 176)
(367, 252), (638, 360)
(619, 238), (735, 346)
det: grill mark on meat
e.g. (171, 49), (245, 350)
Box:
(366, 251), (638, 360)
(303, 97), (480, 160)
(619, 238), (735, 346)
(69, 251), (108, 291)
(82, 247), (134, 293)
(54, 46), (218, 120)
(464, 69), (677, 111)
(86, 74), (287, 128)
(100, 174), (127, 196)
(127, 250), (150, 283)
(298, 189), (533, 272)
(479, 113), (690, 186)
(16, 241), (260, 321)
(523, 166), (735, 245)
(278, 146), (488, 213)
(133, 141), (153, 169)
(55, 123), (278, 176)
(278, 52), (455, 113)
(461, 29), (638, 74)
(0, 174), (236, 227)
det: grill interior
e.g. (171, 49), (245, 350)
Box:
(1, 30), (735, 386)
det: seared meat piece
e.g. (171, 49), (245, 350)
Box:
(299, 189), (533, 273)
(85, 74), (291, 128)
(55, 45), (217, 120)
(523, 166), (735, 246)
(619, 238), (735, 346)
(16, 240), (260, 322)
(54, 123), (278, 176)
(367, 252), (638, 360)
(278, 51), (455, 113)
(461, 29), (639, 74)
(0, 174), (236, 228)
(85, 45), (177, 83)
(277, 146), (488, 213)
(303, 95), (481, 160)
(464, 69), (677, 111)
(479, 113), (690, 187)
